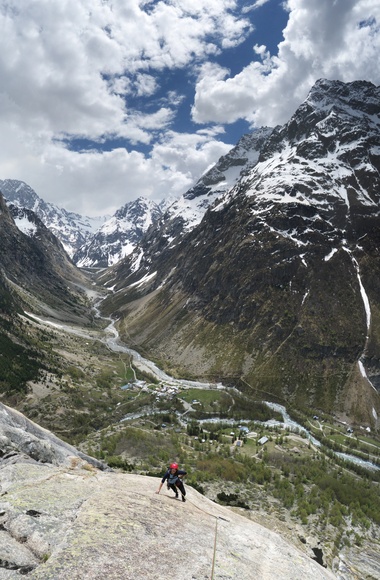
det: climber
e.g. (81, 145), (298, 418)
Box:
(156, 462), (187, 502)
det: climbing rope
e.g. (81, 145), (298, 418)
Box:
(156, 490), (229, 579)
(210, 517), (218, 580)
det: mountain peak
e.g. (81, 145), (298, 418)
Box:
(0, 179), (107, 258)
(74, 197), (162, 268)
(304, 78), (380, 120)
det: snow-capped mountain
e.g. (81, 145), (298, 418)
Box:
(0, 179), (107, 258)
(73, 130), (273, 268)
(0, 195), (91, 319)
(155, 127), (274, 242)
(168, 127), (274, 228)
(100, 79), (380, 425)
(98, 127), (275, 278)
(0, 129), (271, 268)
(73, 197), (162, 268)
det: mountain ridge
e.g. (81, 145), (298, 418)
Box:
(0, 127), (276, 270)
(73, 196), (162, 268)
(0, 178), (107, 258)
(0, 179), (168, 269)
(98, 79), (380, 426)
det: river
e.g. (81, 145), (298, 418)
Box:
(263, 402), (380, 472)
(25, 298), (380, 473)
(103, 314), (380, 472)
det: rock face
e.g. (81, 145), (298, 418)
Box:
(0, 472), (342, 580)
(0, 179), (106, 258)
(0, 467), (339, 580)
(0, 400), (337, 580)
(99, 79), (380, 425)
(0, 194), (90, 320)
(73, 197), (162, 268)
(0, 403), (105, 469)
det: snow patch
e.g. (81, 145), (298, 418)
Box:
(355, 262), (371, 332)
(358, 360), (377, 392)
(344, 248), (371, 332)
(128, 272), (157, 289)
(324, 248), (338, 261)
(13, 215), (37, 236)
(131, 249), (144, 273)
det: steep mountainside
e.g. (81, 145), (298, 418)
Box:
(100, 79), (380, 426)
(114, 128), (275, 275)
(73, 197), (162, 268)
(0, 179), (106, 257)
(0, 270), (39, 397)
(1, 198), (89, 317)
(160, 127), (274, 233)
(0, 194), (94, 400)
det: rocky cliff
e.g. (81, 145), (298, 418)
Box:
(0, 402), (336, 580)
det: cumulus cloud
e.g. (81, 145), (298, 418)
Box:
(0, 0), (379, 217)
(242, 1), (271, 13)
(0, 121), (231, 216)
(151, 129), (231, 178)
(0, 0), (250, 139)
(192, 0), (380, 127)
(0, 0), (251, 214)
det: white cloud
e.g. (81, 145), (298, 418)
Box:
(151, 130), (231, 177)
(192, 0), (380, 127)
(0, 0), (250, 215)
(242, 1), (271, 13)
(1, 0), (379, 219)
(0, 0), (250, 139)
(0, 122), (231, 216)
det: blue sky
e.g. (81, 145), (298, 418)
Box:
(0, 0), (379, 216)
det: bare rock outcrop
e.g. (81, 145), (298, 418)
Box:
(0, 463), (336, 580)
(0, 403), (105, 469)
(0, 402), (338, 579)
